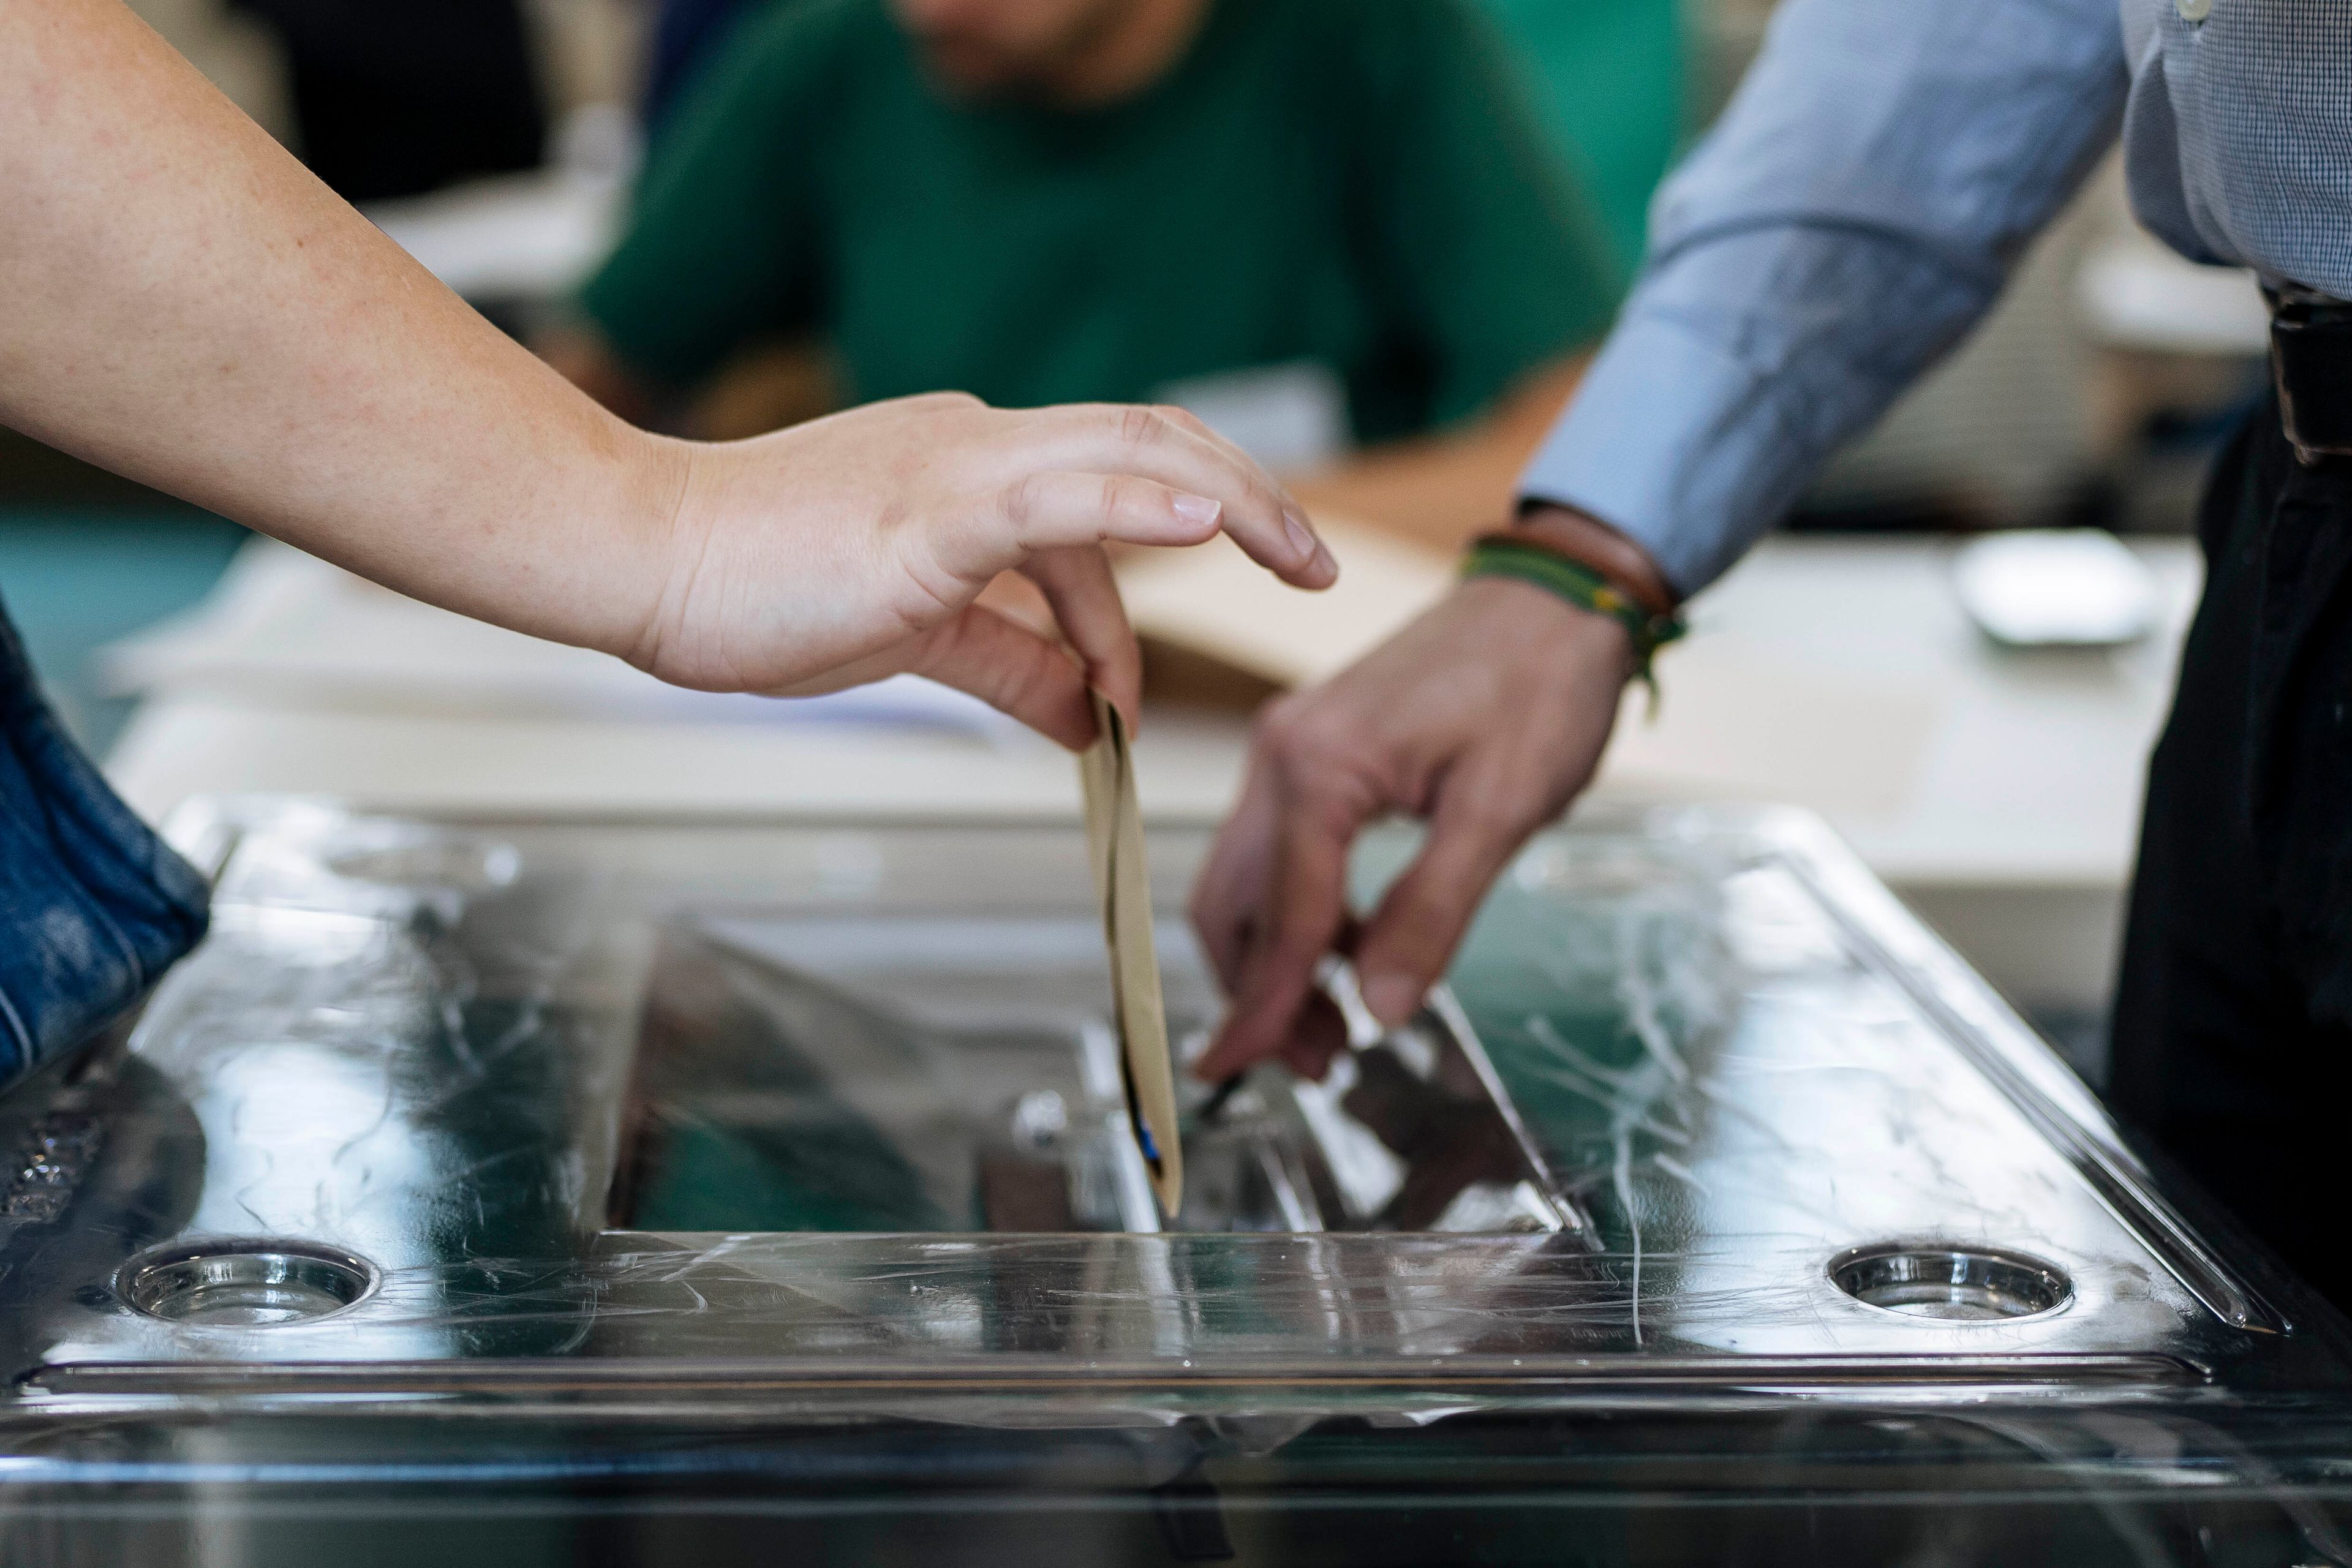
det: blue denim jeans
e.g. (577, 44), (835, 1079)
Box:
(0, 595), (208, 1084)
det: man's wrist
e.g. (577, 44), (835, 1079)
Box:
(1455, 570), (1632, 643)
(1449, 574), (1638, 693)
(1513, 502), (1676, 615)
(1462, 505), (1688, 704)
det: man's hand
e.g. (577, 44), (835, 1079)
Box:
(1188, 573), (1633, 1082)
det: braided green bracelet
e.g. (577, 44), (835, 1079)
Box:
(1460, 533), (1687, 709)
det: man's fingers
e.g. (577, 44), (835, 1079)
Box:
(1020, 546), (1140, 735)
(1188, 758), (1284, 998)
(1276, 990), (1352, 1082)
(1009, 405), (1338, 590)
(1351, 766), (1539, 1027)
(902, 603), (1096, 748)
(1193, 776), (1366, 1081)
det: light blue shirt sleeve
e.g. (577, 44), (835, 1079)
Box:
(1518, 0), (2131, 595)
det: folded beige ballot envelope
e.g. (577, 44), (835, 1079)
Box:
(1077, 691), (1183, 1218)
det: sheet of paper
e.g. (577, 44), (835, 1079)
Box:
(1112, 524), (1939, 819)
(1112, 521), (1452, 690)
(1078, 692), (1183, 1218)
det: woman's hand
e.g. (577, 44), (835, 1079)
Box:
(632, 394), (1336, 748)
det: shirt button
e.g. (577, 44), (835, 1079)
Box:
(2177, 0), (2211, 18)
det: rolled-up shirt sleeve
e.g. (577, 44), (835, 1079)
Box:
(1519, 0), (2130, 595)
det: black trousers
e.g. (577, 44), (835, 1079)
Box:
(2112, 392), (2352, 1308)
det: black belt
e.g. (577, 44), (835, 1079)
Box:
(2271, 283), (2352, 466)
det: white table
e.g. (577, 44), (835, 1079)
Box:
(104, 535), (2199, 1016)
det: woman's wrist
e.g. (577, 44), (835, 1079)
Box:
(597, 421), (701, 674)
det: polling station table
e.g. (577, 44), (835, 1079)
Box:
(100, 531), (2201, 1026)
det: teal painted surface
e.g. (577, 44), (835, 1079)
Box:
(1479, 0), (1687, 280)
(0, 508), (248, 757)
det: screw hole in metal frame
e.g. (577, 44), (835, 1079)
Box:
(116, 1238), (379, 1327)
(1830, 1243), (2073, 1323)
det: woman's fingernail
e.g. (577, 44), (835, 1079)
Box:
(1283, 510), (1317, 562)
(1311, 541), (1340, 582)
(1172, 494), (1222, 529)
(1359, 973), (1421, 1026)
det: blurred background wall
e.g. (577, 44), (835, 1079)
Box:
(4, 0), (645, 750)
(4, 0), (2266, 748)
(10, 0), (2279, 1080)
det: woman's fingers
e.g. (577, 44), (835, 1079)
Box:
(931, 471), (1224, 588)
(972, 568), (1060, 638)
(1020, 546), (1141, 736)
(996, 405), (1339, 590)
(745, 552), (1129, 752)
(900, 602), (1098, 749)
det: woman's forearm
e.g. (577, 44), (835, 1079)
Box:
(0, 0), (1336, 748)
(0, 0), (681, 660)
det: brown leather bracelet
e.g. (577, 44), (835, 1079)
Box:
(1477, 522), (1676, 620)
(1460, 533), (1689, 709)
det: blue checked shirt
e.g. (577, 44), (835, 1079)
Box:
(1520, 0), (2352, 594)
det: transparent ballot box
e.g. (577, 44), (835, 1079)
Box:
(2, 799), (2349, 1565)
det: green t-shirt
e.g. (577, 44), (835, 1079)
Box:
(580, 0), (1619, 445)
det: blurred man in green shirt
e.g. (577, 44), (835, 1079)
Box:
(546, 0), (1620, 548)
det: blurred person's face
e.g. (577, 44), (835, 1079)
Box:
(889, 0), (1177, 102)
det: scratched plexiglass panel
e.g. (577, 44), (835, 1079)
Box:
(1363, 824), (2204, 1356)
(35, 801), (2261, 1379)
(13, 800), (2352, 1555)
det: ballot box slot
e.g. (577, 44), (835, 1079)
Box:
(605, 914), (1585, 1240)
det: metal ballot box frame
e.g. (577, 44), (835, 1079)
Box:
(0, 797), (2347, 1566)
